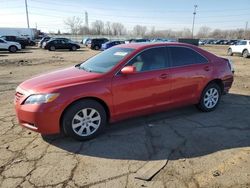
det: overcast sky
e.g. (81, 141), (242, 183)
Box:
(1, 0), (250, 33)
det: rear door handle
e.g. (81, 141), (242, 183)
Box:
(159, 73), (169, 79)
(204, 66), (210, 71)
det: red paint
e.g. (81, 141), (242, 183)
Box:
(15, 43), (234, 134)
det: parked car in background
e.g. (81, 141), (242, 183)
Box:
(205, 39), (216, 44)
(44, 38), (80, 51)
(229, 40), (239, 45)
(228, 40), (250, 58)
(101, 40), (125, 50)
(38, 36), (51, 48)
(0, 38), (21, 52)
(0, 35), (29, 49)
(130, 39), (150, 43)
(15, 42), (234, 140)
(88, 38), (109, 50)
(81, 38), (91, 46)
(199, 40), (205, 45)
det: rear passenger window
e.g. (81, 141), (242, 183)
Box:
(169, 47), (207, 67)
(127, 47), (169, 72)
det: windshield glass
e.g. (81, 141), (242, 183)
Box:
(79, 47), (134, 73)
(236, 41), (247, 45)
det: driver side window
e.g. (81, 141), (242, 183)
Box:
(127, 47), (168, 72)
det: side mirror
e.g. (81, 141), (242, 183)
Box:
(121, 66), (136, 75)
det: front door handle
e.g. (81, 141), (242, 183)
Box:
(159, 74), (169, 79)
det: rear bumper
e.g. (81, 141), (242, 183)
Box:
(222, 76), (234, 94)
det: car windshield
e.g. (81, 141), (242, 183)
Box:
(236, 41), (247, 45)
(79, 47), (134, 73)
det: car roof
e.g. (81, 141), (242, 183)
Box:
(117, 42), (199, 50)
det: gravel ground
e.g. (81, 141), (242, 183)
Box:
(0, 45), (249, 188)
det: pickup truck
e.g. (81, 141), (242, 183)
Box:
(227, 40), (250, 58)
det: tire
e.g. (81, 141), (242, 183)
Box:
(94, 45), (100, 50)
(21, 45), (25, 49)
(242, 49), (249, 58)
(227, 48), (233, 56)
(62, 99), (107, 141)
(71, 46), (77, 51)
(197, 83), (222, 112)
(49, 46), (56, 51)
(8, 45), (17, 53)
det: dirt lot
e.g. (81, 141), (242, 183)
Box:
(0, 45), (250, 188)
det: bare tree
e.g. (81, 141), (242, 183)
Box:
(197, 26), (211, 38)
(64, 16), (83, 34)
(133, 25), (147, 37)
(92, 20), (104, 35)
(111, 22), (126, 36)
(105, 21), (112, 35)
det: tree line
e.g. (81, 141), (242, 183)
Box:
(64, 16), (250, 39)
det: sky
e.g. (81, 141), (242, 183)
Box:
(0, 0), (250, 33)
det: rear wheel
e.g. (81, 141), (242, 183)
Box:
(49, 46), (56, 51)
(9, 45), (17, 53)
(197, 83), (221, 112)
(71, 46), (77, 51)
(227, 48), (233, 56)
(242, 49), (249, 58)
(62, 100), (107, 141)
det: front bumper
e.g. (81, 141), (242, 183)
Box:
(14, 89), (62, 135)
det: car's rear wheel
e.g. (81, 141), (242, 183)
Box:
(197, 83), (221, 112)
(62, 100), (107, 141)
(242, 49), (249, 58)
(49, 46), (56, 51)
(9, 45), (17, 53)
(227, 48), (233, 56)
(71, 46), (77, 51)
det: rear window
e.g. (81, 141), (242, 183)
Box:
(169, 46), (208, 67)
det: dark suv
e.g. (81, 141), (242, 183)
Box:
(44, 38), (80, 51)
(88, 38), (109, 50)
(0, 36), (29, 49)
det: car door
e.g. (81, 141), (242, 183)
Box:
(0, 39), (8, 49)
(111, 47), (171, 119)
(167, 46), (211, 106)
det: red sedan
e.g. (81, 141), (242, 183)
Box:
(15, 43), (234, 140)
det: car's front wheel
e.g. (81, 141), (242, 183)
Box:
(71, 46), (77, 51)
(62, 100), (107, 140)
(49, 46), (56, 51)
(197, 83), (221, 112)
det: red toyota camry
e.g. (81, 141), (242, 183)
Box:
(15, 43), (234, 140)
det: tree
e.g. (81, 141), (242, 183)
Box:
(111, 22), (126, 36)
(196, 26), (211, 38)
(64, 16), (83, 34)
(133, 25), (147, 37)
(92, 20), (104, 35)
(105, 21), (112, 35)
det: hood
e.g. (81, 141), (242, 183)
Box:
(19, 66), (102, 93)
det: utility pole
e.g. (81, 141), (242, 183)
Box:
(245, 21), (248, 39)
(85, 11), (89, 28)
(192, 5), (198, 39)
(25, 0), (30, 28)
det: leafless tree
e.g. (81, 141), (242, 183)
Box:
(197, 26), (211, 38)
(64, 16), (83, 35)
(92, 20), (104, 35)
(105, 21), (112, 35)
(133, 25), (147, 37)
(111, 22), (126, 36)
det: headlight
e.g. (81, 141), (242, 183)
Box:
(24, 93), (59, 104)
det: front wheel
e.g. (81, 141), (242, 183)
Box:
(49, 46), (56, 51)
(62, 100), (107, 141)
(71, 46), (77, 51)
(197, 83), (221, 112)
